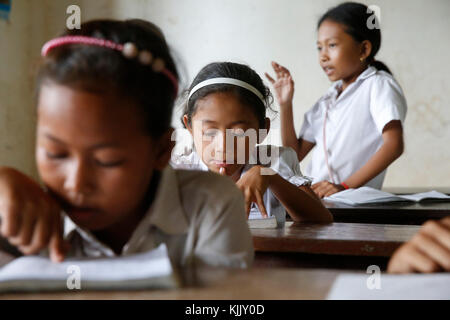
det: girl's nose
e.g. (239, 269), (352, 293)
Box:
(214, 131), (235, 161)
(63, 159), (94, 202)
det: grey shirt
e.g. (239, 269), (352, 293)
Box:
(63, 166), (254, 269)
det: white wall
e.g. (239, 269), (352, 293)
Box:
(1, 0), (449, 187)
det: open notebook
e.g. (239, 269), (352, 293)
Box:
(324, 187), (450, 206)
(327, 273), (450, 300)
(0, 244), (180, 293)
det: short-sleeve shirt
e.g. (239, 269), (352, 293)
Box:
(63, 166), (254, 269)
(298, 66), (407, 188)
(171, 145), (312, 227)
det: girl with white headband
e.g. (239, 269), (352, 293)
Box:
(171, 62), (332, 225)
(0, 19), (254, 269)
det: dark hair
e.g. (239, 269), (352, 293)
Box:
(318, 2), (392, 75)
(36, 19), (179, 138)
(183, 62), (274, 129)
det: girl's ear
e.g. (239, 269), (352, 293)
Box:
(258, 117), (271, 144)
(182, 115), (192, 134)
(153, 128), (175, 171)
(360, 40), (372, 61)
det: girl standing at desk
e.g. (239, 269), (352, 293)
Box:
(266, 2), (407, 198)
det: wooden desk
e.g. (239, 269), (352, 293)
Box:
(252, 222), (419, 257)
(0, 267), (341, 300)
(251, 222), (420, 270)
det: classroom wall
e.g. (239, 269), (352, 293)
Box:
(0, 0), (113, 179)
(0, 0), (36, 176)
(0, 0), (449, 187)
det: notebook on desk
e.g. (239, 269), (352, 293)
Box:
(324, 187), (450, 206)
(0, 244), (180, 293)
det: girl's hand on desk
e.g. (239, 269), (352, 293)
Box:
(311, 180), (345, 198)
(265, 61), (295, 109)
(388, 217), (450, 273)
(236, 166), (270, 219)
(0, 167), (67, 262)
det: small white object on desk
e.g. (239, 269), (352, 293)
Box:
(247, 206), (279, 229)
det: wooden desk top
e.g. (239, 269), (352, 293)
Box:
(0, 267), (342, 300)
(252, 222), (420, 257)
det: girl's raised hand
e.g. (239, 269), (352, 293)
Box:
(0, 167), (67, 262)
(265, 61), (295, 108)
(236, 166), (270, 219)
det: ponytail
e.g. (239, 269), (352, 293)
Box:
(369, 60), (392, 75)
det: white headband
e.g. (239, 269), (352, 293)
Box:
(188, 77), (265, 103)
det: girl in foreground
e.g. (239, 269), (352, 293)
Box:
(0, 19), (253, 268)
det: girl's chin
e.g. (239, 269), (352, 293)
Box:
(326, 74), (340, 82)
(67, 209), (108, 231)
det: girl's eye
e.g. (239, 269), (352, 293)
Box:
(203, 129), (219, 137)
(230, 130), (246, 138)
(329, 43), (336, 48)
(46, 151), (67, 159)
(317, 46), (322, 51)
(94, 159), (125, 168)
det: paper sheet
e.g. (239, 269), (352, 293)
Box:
(327, 273), (450, 300)
(0, 244), (172, 282)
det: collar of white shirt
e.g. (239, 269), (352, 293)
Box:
(323, 66), (378, 101)
(63, 165), (189, 254)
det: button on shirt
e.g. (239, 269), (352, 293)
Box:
(298, 66), (407, 188)
(63, 166), (254, 269)
(171, 145), (312, 227)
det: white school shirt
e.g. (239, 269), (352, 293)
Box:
(63, 166), (254, 269)
(298, 66), (407, 189)
(170, 145), (312, 227)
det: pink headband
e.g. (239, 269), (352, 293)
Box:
(41, 35), (178, 96)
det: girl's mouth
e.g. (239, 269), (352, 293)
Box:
(210, 160), (235, 168)
(323, 66), (335, 76)
(67, 206), (100, 222)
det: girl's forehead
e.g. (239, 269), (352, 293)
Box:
(37, 84), (147, 140)
(318, 20), (347, 39)
(193, 92), (260, 122)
